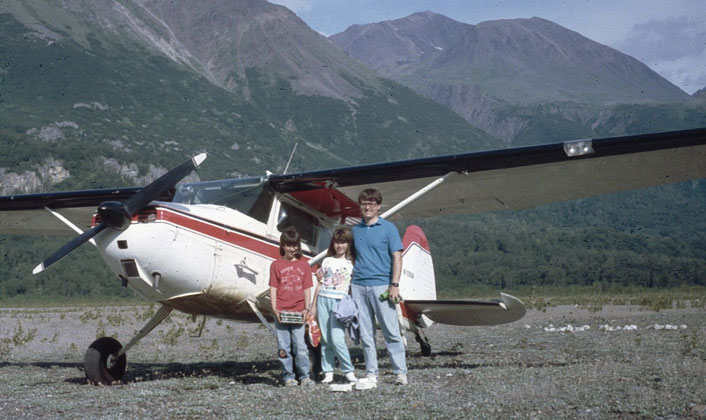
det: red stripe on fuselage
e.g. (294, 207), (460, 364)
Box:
(148, 207), (292, 261)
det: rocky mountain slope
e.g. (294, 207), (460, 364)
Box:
(132, 0), (379, 101)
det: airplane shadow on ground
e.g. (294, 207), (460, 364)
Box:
(114, 359), (281, 386)
(0, 360), (280, 386)
(0, 349), (574, 386)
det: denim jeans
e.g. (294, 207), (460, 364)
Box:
(274, 319), (310, 381)
(352, 283), (407, 375)
(317, 296), (355, 373)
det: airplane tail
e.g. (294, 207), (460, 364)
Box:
(399, 225), (436, 301)
(398, 225), (526, 329)
(398, 225), (437, 328)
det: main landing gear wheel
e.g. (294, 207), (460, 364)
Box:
(84, 337), (127, 385)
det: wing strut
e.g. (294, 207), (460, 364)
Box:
(44, 207), (98, 247)
(308, 172), (454, 267)
(379, 172), (454, 219)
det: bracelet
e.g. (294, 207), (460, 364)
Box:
(391, 282), (399, 287)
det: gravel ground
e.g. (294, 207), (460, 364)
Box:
(1, 304), (705, 419)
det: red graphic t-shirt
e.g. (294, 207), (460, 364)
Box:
(269, 258), (313, 312)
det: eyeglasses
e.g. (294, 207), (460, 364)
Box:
(359, 201), (379, 208)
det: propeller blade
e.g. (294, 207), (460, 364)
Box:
(123, 153), (207, 216)
(33, 223), (108, 274)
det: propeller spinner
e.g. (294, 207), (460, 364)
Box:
(33, 153), (207, 274)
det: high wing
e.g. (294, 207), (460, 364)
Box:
(1, 128), (705, 234)
(269, 127), (706, 219)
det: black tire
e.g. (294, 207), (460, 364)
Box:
(84, 337), (127, 385)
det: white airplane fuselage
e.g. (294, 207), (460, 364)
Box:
(94, 199), (325, 321)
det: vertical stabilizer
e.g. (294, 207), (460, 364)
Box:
(400, 225), (436, 301)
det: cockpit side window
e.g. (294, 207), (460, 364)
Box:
(278, 202), (320, 246)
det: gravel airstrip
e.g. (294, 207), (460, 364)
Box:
(1, 304), (705, 419)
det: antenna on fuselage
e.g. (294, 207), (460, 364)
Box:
(283, 143), (298, 174)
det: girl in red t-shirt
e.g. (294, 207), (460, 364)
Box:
(269, 227), (314, 386)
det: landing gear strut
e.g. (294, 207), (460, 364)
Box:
(415, 329), (432, 357)
(83, 304), (173, 385)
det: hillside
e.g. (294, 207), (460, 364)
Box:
(331, 12), (705, 145)
(0, 1), (499, 195)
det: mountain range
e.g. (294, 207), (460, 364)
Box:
(331, 11), (705, 144)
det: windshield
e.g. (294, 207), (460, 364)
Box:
(173, 177), (274, 224)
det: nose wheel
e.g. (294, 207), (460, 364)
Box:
(84, 337), (127, 385)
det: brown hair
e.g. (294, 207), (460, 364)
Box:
(326, 227), (356, 262)
(358, 188), (382, 204)
(279, 226), (303, 259)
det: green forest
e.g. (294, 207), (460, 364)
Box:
(400, 180), (706, 297)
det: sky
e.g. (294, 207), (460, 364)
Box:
(269, 0), (706, 94)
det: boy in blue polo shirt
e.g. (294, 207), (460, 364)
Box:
(351, 188), (408, 386)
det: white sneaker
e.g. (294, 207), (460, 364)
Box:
(395, 373), (408, 386)
(344, 372), (357, 383)
(321, 372), (334, 383)
(365, 373), (378, 383)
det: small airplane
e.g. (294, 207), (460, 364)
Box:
(1, 127), (705, 385)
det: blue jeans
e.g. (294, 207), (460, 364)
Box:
(317, 296), (355, 373)
(352, 283), (407, 375)
(274, 319), (310, 381)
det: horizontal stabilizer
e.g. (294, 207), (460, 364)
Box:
(403, 293), (526, 326)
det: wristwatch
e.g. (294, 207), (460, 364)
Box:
(391, 282), (399, 287)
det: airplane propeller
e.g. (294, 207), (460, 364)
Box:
(33, 153), (207, 274)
